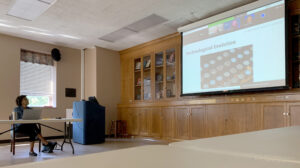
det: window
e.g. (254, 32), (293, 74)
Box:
(20, 50), (56, 107)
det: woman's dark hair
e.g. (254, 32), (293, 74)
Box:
(16, 95), (27, 106)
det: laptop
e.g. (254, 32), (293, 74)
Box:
(22, 109), (42, 120)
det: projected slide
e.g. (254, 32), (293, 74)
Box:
(182, 0), (286, 94)
(201, 45), (253, 89)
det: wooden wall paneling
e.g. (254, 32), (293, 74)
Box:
(120, 54), (133, 103)
(287, 103), (300, 126)
(174, 107), (190, 139)
(206, 104), (225, 137)
(127, 108), (139, 135)
(190, 106), (206, 139)
(245, 103), (262, 132)
(118, 107), (128, 121)
(224, 104), (246, 135)
(139, 108), (150, 136)
(262, 103), (286, 130)
(150, 107), (161, 137)
(161, 107), (174, 139)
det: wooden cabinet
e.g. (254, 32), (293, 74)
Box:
(133, 47), (177, 102)
(224, 104), (246, 135)
(190, 106), (206, 139)
(175, 108), (190, 139)
(118, 107), (128, 121)
(134, 58), (142, 100)
(161, 108), (174, 139)
(263, 103), (286, 129)
(139, 108), (150, 136)
(245, 103), (262, 132)
(206, 104), (225, 137)
(127, 108), (139, 135)
(118, 102), (299, 140)
(150, 107), (161, 137)
(165, 49), (177, 98)
(287, 103), (300, 126)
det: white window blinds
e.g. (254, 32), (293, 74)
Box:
(20, 50), (56, 107)
(20, 61), (54, 96)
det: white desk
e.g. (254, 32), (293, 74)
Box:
(169, 126), (300, 163)
(1, 127), (300, 168)
(0, 118), (82, 154)
(0, 118), (81, 124)
(1, 145), (299, 168)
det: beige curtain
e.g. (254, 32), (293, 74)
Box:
(21, 50), (54, 66)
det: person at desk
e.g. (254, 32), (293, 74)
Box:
(14, 95), (56, 156)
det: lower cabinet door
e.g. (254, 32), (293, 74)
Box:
(190, 106), (206, 139)
(206, 104), (225, 137)
(175, 107), (190, 139)
(161, 108), (174, 139)
(139, 108), (150, 136)
(150, 107), (161, 138)
(128, 108), (139, 135)
(263, 103), (285, 129)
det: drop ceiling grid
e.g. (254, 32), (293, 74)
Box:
(0, 0), (257, 50)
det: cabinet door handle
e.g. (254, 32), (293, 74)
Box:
(283, 112), (286, 116)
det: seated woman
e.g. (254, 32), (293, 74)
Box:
(14, 95), (56, 156)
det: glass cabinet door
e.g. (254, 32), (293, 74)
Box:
(155, 52), (164, 100)
(166, 48), (176, 98)
(134, 58), (142, 100)
(143, 55), (151, 100)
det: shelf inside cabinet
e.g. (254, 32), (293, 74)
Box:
(166, 62), (175, 66)
(167, 79), (175, 82)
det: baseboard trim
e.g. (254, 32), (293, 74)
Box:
(0, 136), (64, 144)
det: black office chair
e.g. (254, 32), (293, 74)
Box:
(9, 114), (41, 155)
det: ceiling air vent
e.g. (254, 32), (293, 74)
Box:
(99, 14), (168, 43)
(99, 28), (137, 43)
(7, 0), (57, 21)
(127, 14), (168, 32)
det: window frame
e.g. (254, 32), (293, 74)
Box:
(19, 50), (57, 108)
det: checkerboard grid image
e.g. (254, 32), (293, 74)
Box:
(201, 45), (253, 89)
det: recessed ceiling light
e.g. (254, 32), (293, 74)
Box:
(0, 23), (16, 28)
(24, 30), (53, 36)
(58, 34), (81, 40)
(7, 0), (57, 21)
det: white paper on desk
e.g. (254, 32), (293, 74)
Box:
(66, 109), (73, 118)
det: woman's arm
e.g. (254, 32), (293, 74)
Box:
(13, 107), (23, 120)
